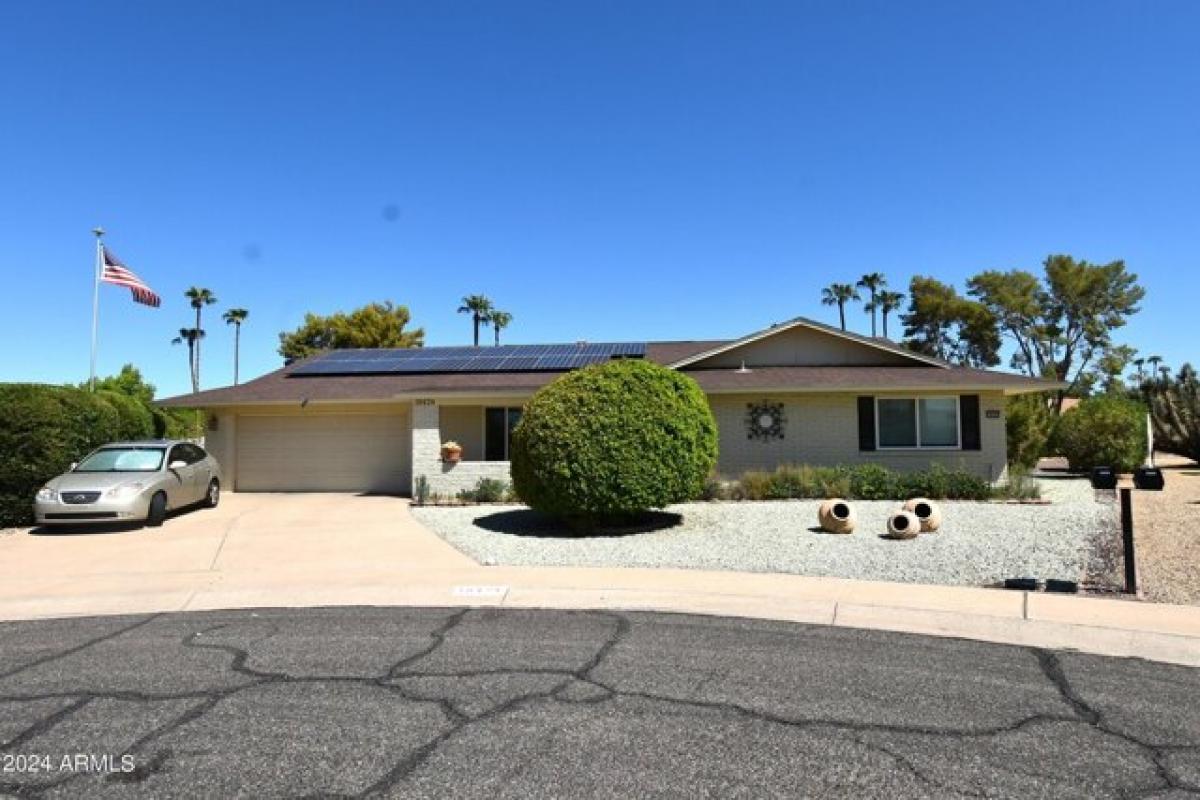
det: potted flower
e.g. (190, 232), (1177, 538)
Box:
(441, 440), (463, 463)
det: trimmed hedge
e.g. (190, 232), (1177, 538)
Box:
(510, 359), (718, 526)
(0, 384), (159, 527)
(1051, 396), (1147, 473)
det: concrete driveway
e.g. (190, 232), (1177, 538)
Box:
(0, 493), (475, 619)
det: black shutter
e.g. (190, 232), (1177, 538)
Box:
(960, 394), (981, 451)
(857, 396), (876, 451)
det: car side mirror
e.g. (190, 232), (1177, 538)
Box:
(169, 460), (188, 470)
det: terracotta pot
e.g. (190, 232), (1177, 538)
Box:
(902, 497), (942, 533)
(442, 449), (462, 463)
(885, 510), (920, 540)
(817, 498), (856, 534)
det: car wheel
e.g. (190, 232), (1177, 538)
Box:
(146, 492), (168, 528)
(205, 479), (220, 509)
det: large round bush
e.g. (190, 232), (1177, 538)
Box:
(510, 359), (718, 524)
(1052, 396), (1147, 472)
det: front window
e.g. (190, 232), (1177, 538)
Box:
(877, 397), (960, 449)
(484, 407), (522, 461)
(74, 447), (165, 472)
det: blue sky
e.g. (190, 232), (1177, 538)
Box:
(1, 1), (1196, 398)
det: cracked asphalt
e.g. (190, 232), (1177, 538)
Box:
(0, 608), (1197, 798)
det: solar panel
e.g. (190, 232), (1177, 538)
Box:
(290, 342), (647, 376)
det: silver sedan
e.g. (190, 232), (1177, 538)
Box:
(33, 440), (223, 527)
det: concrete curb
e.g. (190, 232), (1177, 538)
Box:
(1, 566), (1197, 667)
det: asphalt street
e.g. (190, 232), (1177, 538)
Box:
(0, 607), (1197, 798)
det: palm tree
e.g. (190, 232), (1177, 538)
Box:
(171, 328), (205, 393)
(457, 294), (493, 346)
(184, 287), (218, 390)
(856, 273), (887, 336)
(876, 290), (905, 339)
(1133, 358), (1147, 383)
(821, 283), (860, 331)
(223, 308), (250, 385)
(1147, 355), (1163, 376)
(490, 310), (513, 346)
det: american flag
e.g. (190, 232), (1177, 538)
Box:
(100, 247), (160, 307)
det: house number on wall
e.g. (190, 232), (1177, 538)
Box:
(746, 400), (785, 441)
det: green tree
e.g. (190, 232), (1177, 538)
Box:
(820, 283), (860, 331)
(489, 310), (513, 346)
(171, 328), (205, 392)
(901, 276), (1000, 367)
(77, 363), (156, 404)
(1086, 344), (1137, 396)
(184, 287), (218, 390)
(856, 272), (887, 336)
(277, 301), (424, 362)
(223, 308), (250, 385)
(967, 255), (1144, 409)
(457, 294), (493, 346)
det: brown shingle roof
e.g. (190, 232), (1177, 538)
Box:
(159, 341), (727, 407)
(160, 343), (1059, 407)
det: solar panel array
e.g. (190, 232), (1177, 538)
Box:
(291, 342), (647, 375)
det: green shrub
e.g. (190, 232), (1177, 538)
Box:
(1051, 396), (1147, 472)
(896, 463), (991, 501)
(0, 383), (157, 527)
(413, 475), (430, 506)
(471, 478), (508, 503)
(511, 360), (718, 526)
(1006, 394), (1054, 469)
(846, 463), (897, 500)
(766, 464), (809, 499)
(993, 465), (1042, 501)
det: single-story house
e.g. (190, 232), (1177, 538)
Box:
(160, 316), (1061, 496)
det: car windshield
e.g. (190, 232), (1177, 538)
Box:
(74, 447), (165, 473)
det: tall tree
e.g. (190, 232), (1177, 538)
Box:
(77, 363), (156, 403)
(457, 295), (493, 346)
(223, 308), (250, 385)
(901, 276), (1000, 367)
(490, 310), (513, 346)
(856, 273), (887, 336)
(820, 283), (860, 331)
(968, 255), (1144, 409)
(171, 328), (205, 392)
(1133, 358), (1147, 383)
(184, 287), (218, 390)
(278, 301), (424, 362)
(876, 290), (905, 339)
(1085, 344), (1136, 396)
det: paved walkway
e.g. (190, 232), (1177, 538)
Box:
(1, 494), (1198, 667)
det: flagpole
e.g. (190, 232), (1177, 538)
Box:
(89, 227), (105, 391)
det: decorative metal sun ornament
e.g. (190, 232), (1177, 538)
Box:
(746, 400), (785, 440)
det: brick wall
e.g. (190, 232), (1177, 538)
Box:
(411, 400), (512, 498)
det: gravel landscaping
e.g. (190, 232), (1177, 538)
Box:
(412, 477), (1120, 588)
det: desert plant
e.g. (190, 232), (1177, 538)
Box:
(1143, 364), (1200, 463)
(510, 360), (717, 527)
(471, 478), (508, 503)
(993, 465), (1042, 501)
(1051, 396), (1147, 472)
(738, 470), (774, 501)
(414, 475), (430, 506)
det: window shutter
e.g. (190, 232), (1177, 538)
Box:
(857, 396), (876, 451)
(960, 394), (981, 451)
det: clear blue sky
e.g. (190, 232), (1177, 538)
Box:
(1, 1), (1196, 398)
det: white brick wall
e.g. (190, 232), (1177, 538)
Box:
(708, 391), (1009, 483)
(411, 399), (512, 498)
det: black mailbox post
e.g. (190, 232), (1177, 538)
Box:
(1092, 465), (1166, 595)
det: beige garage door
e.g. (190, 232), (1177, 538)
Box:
(236, 412), (410, 493)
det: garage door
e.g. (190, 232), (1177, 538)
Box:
(236, 412), (410, 493)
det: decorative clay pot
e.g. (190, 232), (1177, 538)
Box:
(902, 497), (942, 533)
(817, 498), (856, 534)
(885, 510), (920, 540)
